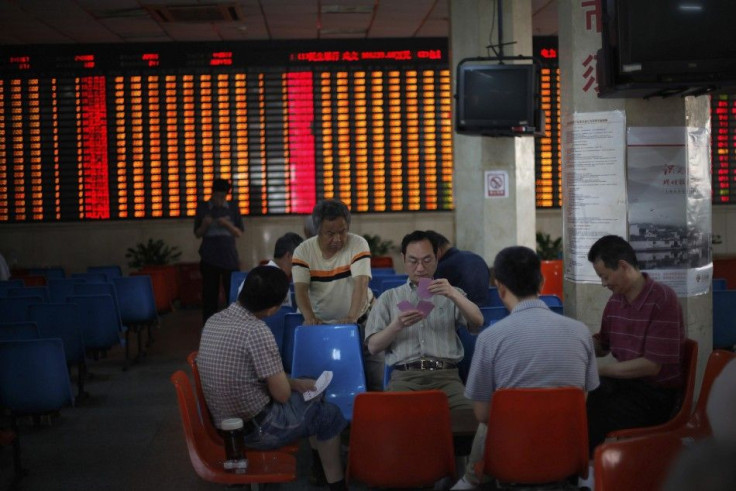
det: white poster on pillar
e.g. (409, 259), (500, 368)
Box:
(627, 127), (712, 297)
(562, 110), (628, 283)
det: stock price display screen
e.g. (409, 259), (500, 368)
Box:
(0, 39), (454, 222)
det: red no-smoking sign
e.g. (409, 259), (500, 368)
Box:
(485, 170), (508, 198)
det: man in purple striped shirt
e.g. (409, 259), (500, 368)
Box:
(586, 235), (686, 455)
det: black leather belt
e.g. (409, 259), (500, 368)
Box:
(393, 358), (457, 371)
(242, 403), (271, 433)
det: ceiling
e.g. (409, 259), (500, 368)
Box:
(0, 0), (557, 45)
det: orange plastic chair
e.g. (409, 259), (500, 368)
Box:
(613, 349), (736, 442)
(608, 338), (699, 439)
(186, 351), (299, 453)
(347, 390), (456, 488)
(170, 370), (296, 485)
(479, 387), (589, 485)
(594, 432), (685, 491)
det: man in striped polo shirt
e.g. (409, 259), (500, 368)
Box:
(586, 235), (686, 455)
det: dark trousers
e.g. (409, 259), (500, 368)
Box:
(200, 261), (234, 324)
(587, 376), (678, 455)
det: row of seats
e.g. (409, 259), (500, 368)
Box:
(0, 266), (163, 482)
(171, 345), (735, 488)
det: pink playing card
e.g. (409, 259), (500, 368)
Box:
(416, 300), (434, 317)
(397, 300), (416, 312)
(417, 278), (434, 300)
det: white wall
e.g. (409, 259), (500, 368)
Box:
(2, 206), (733, 275)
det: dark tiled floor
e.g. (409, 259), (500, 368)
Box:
(0, 307), (365, 491)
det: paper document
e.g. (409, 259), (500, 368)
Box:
(303, 370), (333, 401)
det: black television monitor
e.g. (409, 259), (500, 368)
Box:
(455, 61), (543, 137)
(598, 0), (736, 98)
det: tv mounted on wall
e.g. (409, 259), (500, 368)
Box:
(455, 59), (544, 137)
(598, 0), (736, 98)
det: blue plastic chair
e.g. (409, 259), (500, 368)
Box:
(0, 322), (41, 341)
(47, 278), (79, 303)
(87, 265), (123, 281)
(369, 274), (408, 292)
(7, 286), (50, 303)
(540, 294), (563, 307)
(66, 294), (126, 367)
(480, 306), (509, 326)
(456, 323), (493, 384)
(371, 267), (396, 276)
(488, 287), (504, 307)
(0, 338), (75, 477)
(263, 306), (297, 367)
(713, 290), (736, 349)
(70, 272), (108, 283)
(28, 303), (88, 398)
(291, 324), (367, 421)
(0, 279), (24, 297)
(229, 271), (248, 304)
(0, 296), (44, 322)
(282, 313), (304, 372)
(113, 276), (158, 360)
(550, 305), (564, 315)
(713, 278), (728, 291)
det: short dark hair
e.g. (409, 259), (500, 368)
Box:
(312, 199), (351, 232)
(587, 235), (639, 270)
(274, 232), (303, 259)
(493, 246), (542, 298)
(401, 230), (439, 256)
(212, 178), (231, 193)
(426, 230), (450, 249)
(238, 266), (289, 312)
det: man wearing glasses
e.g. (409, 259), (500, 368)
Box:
(365, 230), (483, 411)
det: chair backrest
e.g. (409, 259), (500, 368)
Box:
(455, 324), (492, 384)
(347, 390), (455, 488)
(281, 312), (304, 372)
(74, 282), (122, 319)
(712, 290), (736, 349)
(291, 324), (366, 421)
(28, 302), (86, 365)
(607, 339), (699, 440)
(371, 267), (396, 276)
(170, 370), (297, 485)
(71, 272), (108, 283)
(594, 432), (685, 491)
(87, 265), (123, 281)
(8, 286), (50, 303)
(549, 304), (564, 315)
(369, 274), (407, 292)
(47, 278), (78, 303)
(0, 321), (41, 341)
(539, 294), (563, 307)
(0, 339), (74, 414)
(480, 306), (508, 326)
(713, 277), (728, 291)
(687, 349), (736, 432)
(66, 294), (123, 350)
(483, 387), (589, 484)
(263, 306), (296, 358)
(0, 295), (44, 322)
(113, 276), (158, 326)
(0, 279), (25, 296)
(228, 271), (248, 304)
(488, 287), (503, 307)
(185, 351), (224, 445)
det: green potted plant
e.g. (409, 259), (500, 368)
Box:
(536, 232), (563, 299)
(363, 233), (396, 268)
(125, 238), (182, 269)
